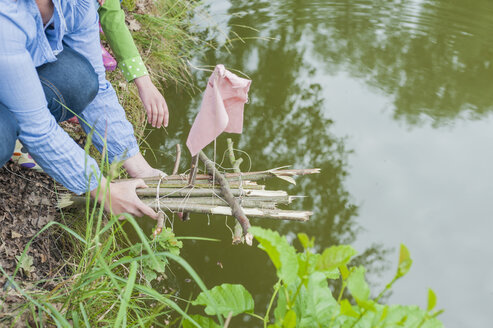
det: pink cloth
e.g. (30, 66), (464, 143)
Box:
(186, 64), (251, 156)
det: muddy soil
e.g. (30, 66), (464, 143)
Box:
(0, 161), (68, 282)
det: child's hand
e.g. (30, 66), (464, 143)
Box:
(134, 75), (169, 128)
(97, 0), (106, 6)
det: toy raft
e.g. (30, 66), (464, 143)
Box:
(57, 144), (319, 245)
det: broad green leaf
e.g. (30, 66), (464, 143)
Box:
(397, 244), (412, 278)
(297, 252), (309, 279)
(359, 299), (377, 312)
(380, 306), (389, 322)
(193, 284), (254, 317)
(316, 245), (357, 272)
(283, 310), (297, 328)
(297, 252), (328, 280)
(427, 288), (437, 312)
(325, 267), (341, 280)
(274, 286), (288, 324)
(340, 299), (359, 318)
(183, 315), (221, 328)
(297, 233), (313, 249)
(347, 266), (370, 303)
(250, 227), (299, 285)
(384, 305), (444, 327)
(339, 264), (350, 280)
(298, 272), (338, 327)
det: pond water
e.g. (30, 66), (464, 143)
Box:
(142, 1), (493, 326)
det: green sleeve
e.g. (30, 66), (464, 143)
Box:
(98, 0), (148, 82)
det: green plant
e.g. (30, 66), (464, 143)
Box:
(129, 227), (183, 284)
(186, 227), (444, 328)
(131, 0), (206, 89)
(0, 119), (216, 328)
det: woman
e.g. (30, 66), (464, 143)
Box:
(0, 0), (162, 219)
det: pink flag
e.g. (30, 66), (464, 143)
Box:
(186, 64), (251, 156)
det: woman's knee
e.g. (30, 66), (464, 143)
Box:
(0, 105), (19, 167)
(37, 46), (99, 120)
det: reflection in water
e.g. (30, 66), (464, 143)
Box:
(142, 0), (493, 326)
(223, 0), (493, 126)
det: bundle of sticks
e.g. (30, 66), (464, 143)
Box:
(57, 144), (319, 245)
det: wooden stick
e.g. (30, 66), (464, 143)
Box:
(172, 144), (181, 175)
(136, 188), (288, 198)
(142, 197), (278, 209)
(187, 155), (199, 187)
(141, 181), (265, 190)
(227, 138), (245, 245)
(145, 203), (312, 221)
(117, 168), (320, 183)
(227, 138), (243, 172)
(57, 193), (293, 210)
(199, 151), (253, 245)
(182, 155), (199, 221)
(57, 195), (310, 220)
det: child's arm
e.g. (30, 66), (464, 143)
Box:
(98, 0), (169, 128)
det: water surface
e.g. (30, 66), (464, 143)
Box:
(143, 1), (493, 326)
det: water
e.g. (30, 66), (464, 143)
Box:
(142, 1), (493, 326)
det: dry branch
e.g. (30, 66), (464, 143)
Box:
(199, 151), (253, 245)
(57, 193), (294, 209)
(142, 181), (265, 190)
(172, 144), (181, 175)
(119, 168), (320, 183)
(181, 154), (200, 221)
(227, 138), (246, 245)
(144, 197), (278, 209)
(135, 188), (287, 198)
(144, 203), (311, 221)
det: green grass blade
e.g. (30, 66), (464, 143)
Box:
(114, 261), (138, 328)
(79, 303), (91, 328)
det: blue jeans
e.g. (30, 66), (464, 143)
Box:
(0, 46), (98, 167)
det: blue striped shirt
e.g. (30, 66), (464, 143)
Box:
(0, 0), (139, 194)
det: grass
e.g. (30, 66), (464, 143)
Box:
(0, 117), (218, 327)
(1, 187), (212, 327)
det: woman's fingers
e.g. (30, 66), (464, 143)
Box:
(152, 103), (159, 127)
(138, 200), (158, 219)
(132, 179), (157, 219)
(162, 100), (169, 128)
(133, 178), (148, 190)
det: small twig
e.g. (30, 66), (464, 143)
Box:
(223, 311), (233, 328)
(117, 168), (321, 183)
(143, 203), (312, 221)
(172, 144), (181, 175)
(136, 188), (286, 198)
(227, 138), (245, 245)
(199, 151), (253, 245)
(153, 211), (165, 238)
(181, 155), (199, 221)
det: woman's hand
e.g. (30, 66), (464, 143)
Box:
(134, 75), (169, 128)
(90, 177), (158, 219)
